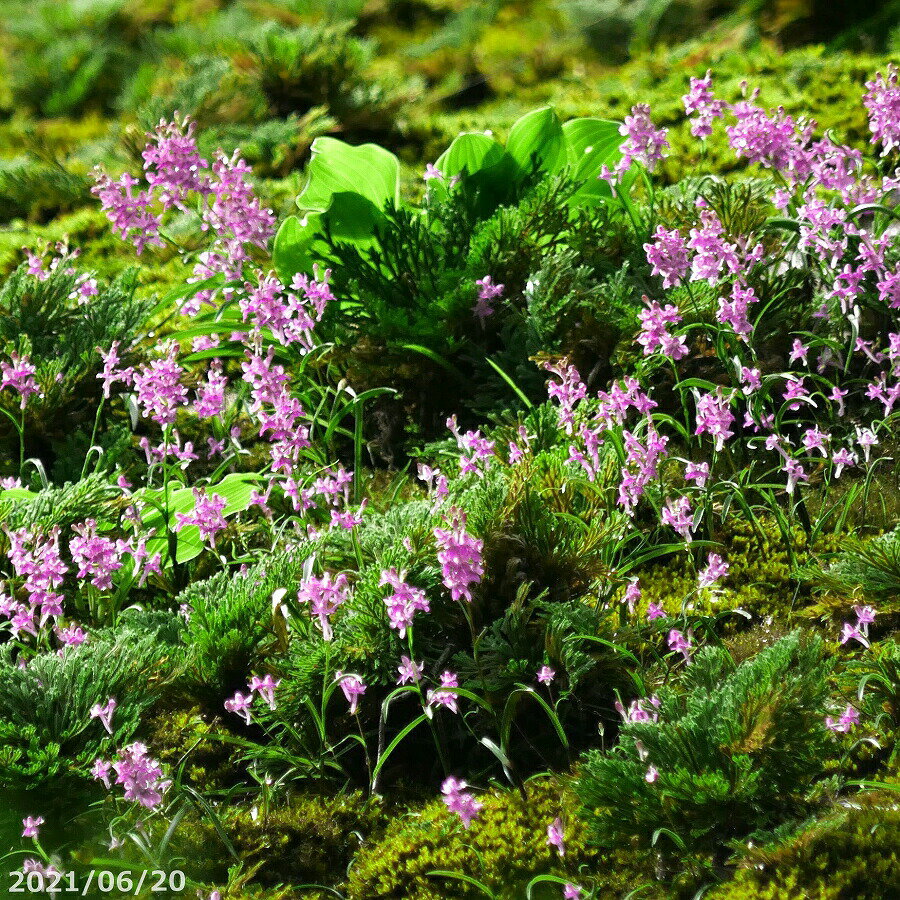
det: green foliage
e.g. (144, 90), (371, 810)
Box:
(178, 548), (312, 699)
(0, 261), (153, 475)
(711, 792), (900, 899)
(0, 473), (118, 530)
(0, 611), (181, 786)
(574, 631), (834, 875)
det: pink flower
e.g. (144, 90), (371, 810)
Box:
(336, 673), (366, 715)
(825, 705), (859, 734)
(546, 817), (565, 856)
(225, 691), (253, 725)
(661, 496), (697, 543)
(297, 572), (351, 641)
(618, 104), (669, 173)
(624, 578), (642, 613)
(110, 742), (171, 809)
(174, 489), (229, 548)
(1, 353), (40, 409)
(667, 629), (692, 664)
(682, 70), (725, 138)
(427, 670), (460, 714)
(563, 885), (582, 900)
(90, 697), (117, 735)
(645, 765), (660, 783)
(839, 622), (869, 649)
(249, 674), (280, 711)
(647, 602), (666, 621)
(21, 816), (44, 839)
(380, 568), (429, 638)
(441, 777), (482, 828)
(644, 227), (689, 288)
(91, 759), (112, 789)
(537, 665), (556, 685)
(864, 65), (900, 156)
(473, 275), (504, 320)
(698, 553), (729, 588)
(397, 655), (424, 685)
(434, 519), (484, 603)
(694, 389), (735, 451)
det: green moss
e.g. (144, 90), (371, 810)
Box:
(635, 515), (846, 621)
(343, 777), (658, 899)
(711, 792), (900, 899)
(144, 707), (239, 791)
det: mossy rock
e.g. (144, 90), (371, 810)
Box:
(711, 792), (900, 899)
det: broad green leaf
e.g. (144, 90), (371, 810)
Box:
(140, 473), (260, 565)
(298, 137), (400, 213)
(506, 106), (566, 174)
(272, 213), (322, 281)
(562, 117), (626, 204)
(434, 132), (507, 179)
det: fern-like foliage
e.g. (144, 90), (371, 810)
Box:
(575, 631), (833, 872)
(0, 611), (182, 787)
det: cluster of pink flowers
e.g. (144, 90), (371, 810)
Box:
(93, 743), (171, 809)
(840, 605), (875, 649)
(434, 516), (484, 603)
(473, 274), (504, 320)
(380, 568), (429, 638)
(0, 353), (40, 408)
(441, 776), (482, 828)
(224, 674), (281, 726)
(174, 489), (229, 548)
(297, 572), (351, 641)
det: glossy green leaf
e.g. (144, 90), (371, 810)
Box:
(506, 106), (566, 174)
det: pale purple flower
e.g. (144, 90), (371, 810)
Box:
(615, 697), (660, 724)
(92, 759), (112, 789)
(70, 520), (124, 591)
(684, 460), (710, 488)
(297, 572), (351, 641)
(618, 104), (669, 173)
(864, 65), (900, 156)
(397, 655), (424, 685)
(427, 670), (460, 714)
(647, 602), (666, 621)
(645, 765), (660, 783)
(474, 275), (504, 320)
(840, 622), (869, 649)
(110, 743), (171, 809)
(698, 553), (729, 588)
(546, 817), (565, 857)
(682, 70), (726, 138)
(250, 674), (280, 711)
(380, 569), (429, 638)
(825, 705), (859, 734)
(537, 665), (556, 685)
(1, 353), (40, 408)
(441, 777), (482, 829)
(96, 342), (134, 399)
(644, 226), (689, 288)
(434, 519), (484, 603)
(667, 629), (692, 663)
(141, 115), (209, 210)
(174, 489), (228, 548)
(637, 298), (688, 359)
(224, 690), (253, 725)
(424, 163), (444, 182)
(336, 672), (367, 714)
(90, 697), (117, 735)
(563, 885), (582, 900)
(661, 496), (696, 543)
(91, 171), (163, 254)
(21, 816), (44, 839)
(854, 605), (876, 626)
(133, 340), (187, 427)
(623, 578), (641, 614)
(694, 389), (735, 451)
